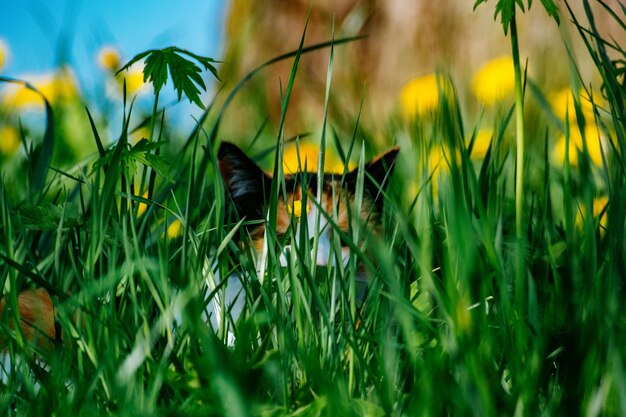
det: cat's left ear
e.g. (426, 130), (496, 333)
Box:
(348, 146), (399, 201)
(218, 141), (271, 221)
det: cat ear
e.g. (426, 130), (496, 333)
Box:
(347, 146), (399, 207)
(218, 142), (271, 220)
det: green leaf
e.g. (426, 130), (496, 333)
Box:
(143, 50), (169, 93)
(539, 0), (560, 24)
(117, 46), (220, 109)
(133, 153), (172, 181)
(354, 399), (386, 417)
(474, 0), (558, 34)
(473, 0), (488, 9)
(19, 202), (82, 230)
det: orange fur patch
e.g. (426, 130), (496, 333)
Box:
(0, 289), (56, 350)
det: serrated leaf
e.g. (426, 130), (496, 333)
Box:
(539, 0), (560, 24)
(131, 138), (168, 153)
(19, 203), (82, 230)
(475, 0), (558, 33)
(495, 0), (518, 33)
(117, 46), (220, 109)
(473, 0), (488, 10)
(133, 153), (172, 181)
(144, 50), (169, 92)
(116, 50), (152, 74)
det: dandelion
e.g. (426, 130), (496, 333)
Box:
(166, 219), (183, 239)
(552, 125), (604, 167)
(576, 195), (608, 234)
(112, 61), (148, 97)
(0, 125), (20, 155)
(136, 191), (149, 217)
(130, 126), (151, 144)
(471, 56), (515, 105)
(399, 73), (441, 120)
(97, 46), (121, 72)
(282, 142), (355, 175)
(0, 67), (79, 109)
(0, 39), (8, 72)
(550, 88), (595, 122)
(593, 196), (608, 229)
(286, 200), (309, 218)
(468, 128), (494, 160)
(427, 144), (452, 196)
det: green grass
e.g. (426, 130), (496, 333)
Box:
(1, 1), (626, 416)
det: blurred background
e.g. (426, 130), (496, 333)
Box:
(0, 0), (624, 165)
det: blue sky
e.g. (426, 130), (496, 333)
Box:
(1, 0), (226, 75)
(1, 0), (227, 117)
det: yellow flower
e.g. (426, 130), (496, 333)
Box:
(136, 191), (149, 217)
(428, 144), (452, 176)
(427, 144), (451, 196)
(1, 67), (79, 109)
(286, 200), (310, 218)
(576, 195), (608, 234)
(130, 126), (151, 144)
(166, 219), (183, 239)
(399, 73), (441, 119)
(472, 56), (515, 105)
(550, 88), (595, 122)
(97, 46), (121, 72)
(282, 143), (355, 174)
(0, 125), (20, 155)
(593, 196), (608, 231)
(553, 125), (604, 167)
(0, 39), (8, 72)
(115, 62), (148, 97)
(467, 128), (494, 160)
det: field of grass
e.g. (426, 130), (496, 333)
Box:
(1, 1), (626, 416)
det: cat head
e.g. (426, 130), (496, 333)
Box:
(218, 141), (399, 264)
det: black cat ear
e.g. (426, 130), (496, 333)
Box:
(347, 146), (399, 208)
(218, 142), (271, 220)
(363, 146), (399, 191)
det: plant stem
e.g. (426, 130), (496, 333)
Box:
(510, 13), (526, 285)
(150, 92), (160, 141)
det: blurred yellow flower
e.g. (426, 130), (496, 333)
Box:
(0, 125), (20, 155)
(576, 195), (608, 233)
(550, 88), (595, 122)
(166, 219), (183, 239)
(472, 56), (515, 105)
(1, 67), (79, 109)
(286, 200), (309, 218)
(553, 125), (604, 167)
(467, 128), (494, 160)
(428, 144), (452, 176)
(97, 46), (121, 72)
(593, 196), (608, 231)
(427, 144), (451, 196)
(0, 39), (8, 72)
(136, 191), (149, 217)
(130, 126), (151, 144)
(282, 143), (355, 174)
(114, 62), (148, 97)
(399, 73), (441, 119)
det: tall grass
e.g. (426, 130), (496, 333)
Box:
(1, 1), (626, 415)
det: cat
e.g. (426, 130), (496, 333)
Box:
(207, 141), (398, 337)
